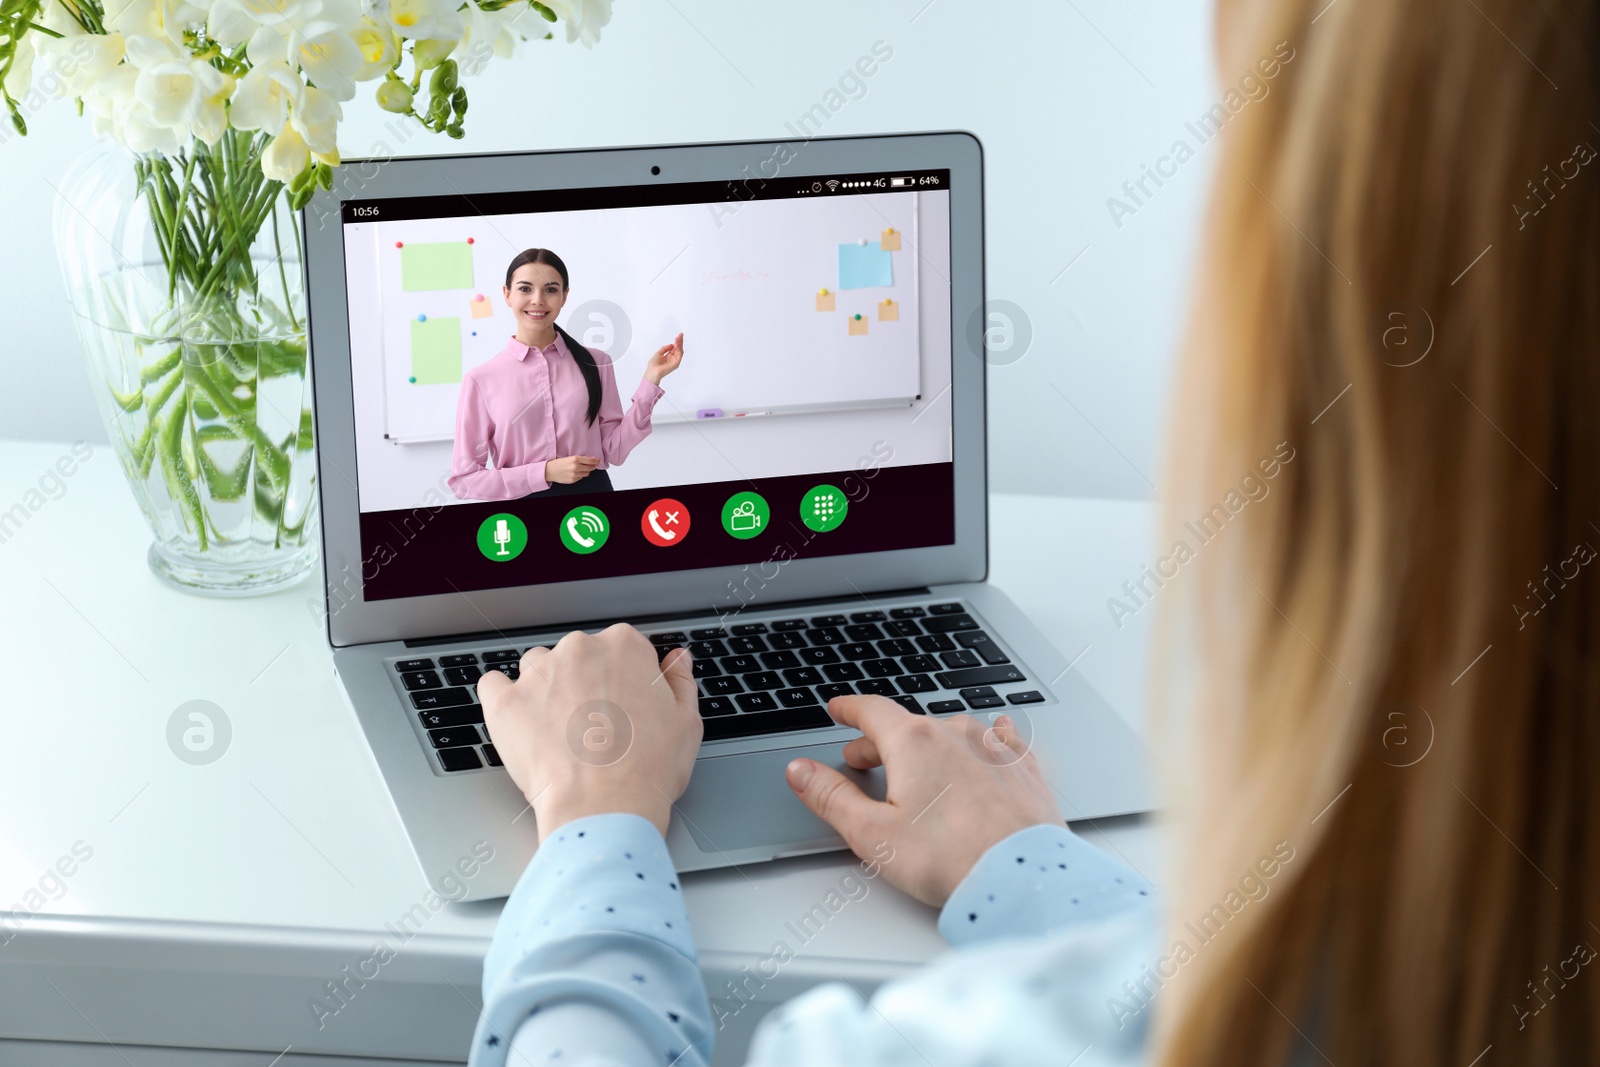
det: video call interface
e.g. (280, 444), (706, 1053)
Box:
(341, 168), (957, 601)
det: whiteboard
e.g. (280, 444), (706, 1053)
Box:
(373, 193), (922, 444)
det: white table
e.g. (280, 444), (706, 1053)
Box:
(0, 438), (1162, 1066)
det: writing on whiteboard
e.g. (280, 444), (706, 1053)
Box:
(700, 270), (771, 284)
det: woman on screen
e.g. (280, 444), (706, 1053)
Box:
(447, 248), (685, 500)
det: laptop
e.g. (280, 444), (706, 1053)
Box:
(302, 130), (1152, 902)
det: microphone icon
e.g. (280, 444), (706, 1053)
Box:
(494, 518), (511, 556)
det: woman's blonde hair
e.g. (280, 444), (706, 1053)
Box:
(1152, 0), (1600, 1062)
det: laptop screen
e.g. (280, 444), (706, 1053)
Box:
(339, 169), (955, 602)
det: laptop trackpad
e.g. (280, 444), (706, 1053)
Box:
(677, 740), (887, 854)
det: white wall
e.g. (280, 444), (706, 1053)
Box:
(0, 0), (1217, 500)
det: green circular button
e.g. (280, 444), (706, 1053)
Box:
(559, 505), (610, 554)
(801, 484), (848, 532)
(477, 513), (527, 561)
(721, 492), (769, 540)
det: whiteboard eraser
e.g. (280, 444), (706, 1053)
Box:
(697, 408), (723, 419)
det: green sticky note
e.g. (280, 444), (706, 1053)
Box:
(410, 317), (462, 384)
(401, 242), (474, 291)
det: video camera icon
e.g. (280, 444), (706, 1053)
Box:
(721, 492), (769, 540)
(730, 502), (760, 531)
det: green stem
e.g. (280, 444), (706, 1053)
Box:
(129, 128), (310, 557)
(141, 348), (181, 383)
(133, 367), (185, 479)
(167, 152), (198, 302)
(158, 389), (207, 548)
(57, 0), (105, 34)
(271, 200), (300, 332)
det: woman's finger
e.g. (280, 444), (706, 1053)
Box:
(825, 694), (917, 745)
(476, 666), (513, 710)
(515, 646), (554, 686)
(840, 733), (883, 770)
(969, 713), (1028, 764)
(659, 647), (699, 710)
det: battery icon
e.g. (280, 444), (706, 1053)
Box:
(889, 176), (914, 187)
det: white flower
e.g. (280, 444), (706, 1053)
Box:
(210, 0), (363, 48)
(9, 0), (614, 172)
(454, 1), (523, 76)
(349, 17), (400, 80)
(231, 0), (367, 100)
(85, 66), (185, 154)
(453, 1), (492, 75)
(383, 0), (463, 42)
(259, 84), (340, 182)
(290, 83), (341, 156)
(543, 0), (612, 48)
(39, 0), (90, 36)
(227, 59), (306, 133)
(189, 69), (235, 143)
(2, 33), (36, 100)
(261, 119), (310, 181)
(72, 35), (214, 153)
(496, 4), (550, 54)
(288, 25), (367, 100)
(81, 65), (133, 126)
(102, 0), (193, 48)
(35, 33), (128, 99)
(133, 51), (235, 143)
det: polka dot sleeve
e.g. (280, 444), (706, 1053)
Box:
(935, 822), (1157, 949)
(743, 906), (1158, 1067)
(470, 813), (712, 1067)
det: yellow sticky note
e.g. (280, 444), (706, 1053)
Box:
(880, 227), (901, 251)
(815, 288), (835, 311)
(878, 298), (899, 322)
(847, 313), (868, 336)
(470, 294), (494, 319)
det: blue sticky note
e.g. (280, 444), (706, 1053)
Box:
(838, 242), (892, 289)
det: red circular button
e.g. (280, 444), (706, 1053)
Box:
(641, 498), (691, 547)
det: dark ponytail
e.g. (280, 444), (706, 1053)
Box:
(505, 248), (603, 426)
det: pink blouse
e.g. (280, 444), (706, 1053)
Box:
(448, 333), (664, 500)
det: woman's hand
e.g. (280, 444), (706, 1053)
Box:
(786, 697), (1064, 909)
(545, 455), (599, 485)
(643, 332), (685, 385)
(478, 625), (702, 843)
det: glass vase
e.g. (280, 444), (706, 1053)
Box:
(52, 132), (318, 596)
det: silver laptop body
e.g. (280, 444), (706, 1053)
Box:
(302, 131), (1151, 902)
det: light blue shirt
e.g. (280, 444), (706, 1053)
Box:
(472, 814), (1159, 1066)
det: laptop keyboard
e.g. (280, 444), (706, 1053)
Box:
(390, 601), (1047, 773)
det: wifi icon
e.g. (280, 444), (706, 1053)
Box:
(825, 180), (840, 192)
(560, 506), (611, 554)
